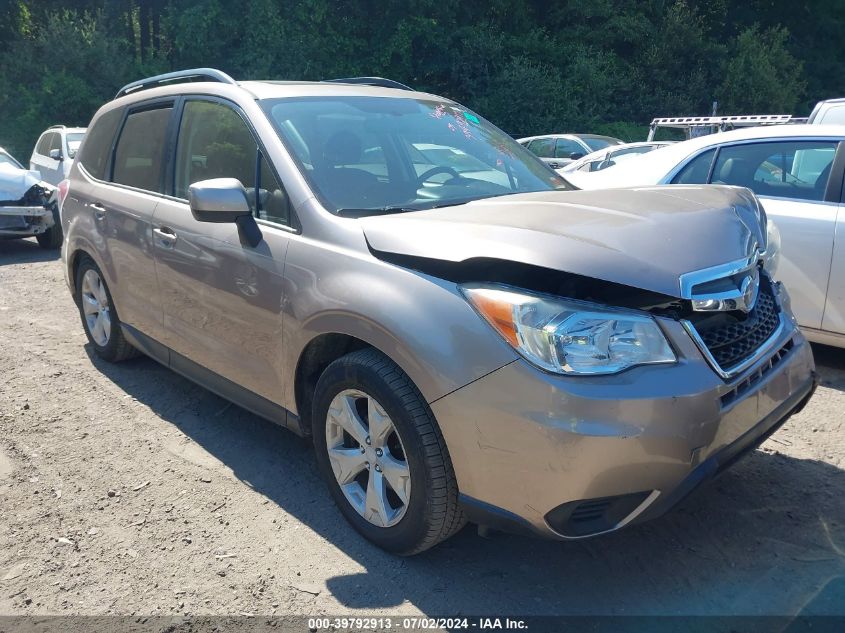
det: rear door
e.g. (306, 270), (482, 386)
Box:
(81, 100), (174, 343)
(151, 96), (296, 404)
(680, 139), (841, 331)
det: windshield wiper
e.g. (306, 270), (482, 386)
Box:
(336, 206), (423, 218)
(336, 194), (518, 218)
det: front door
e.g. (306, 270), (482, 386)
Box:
(152, 97), (296, 404)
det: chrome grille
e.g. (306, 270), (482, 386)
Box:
(686, 274), (782, 375)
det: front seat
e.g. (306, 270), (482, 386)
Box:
(317, 131), (380, 209)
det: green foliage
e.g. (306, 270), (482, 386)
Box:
(0, 0), (841, 160)
(717, 25), (806, 113)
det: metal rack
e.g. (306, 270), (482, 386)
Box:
(647, 114), (808, 141)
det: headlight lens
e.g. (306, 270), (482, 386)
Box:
(460, 284), (676, 375)
(763, 220), (781, 276)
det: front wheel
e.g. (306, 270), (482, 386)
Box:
(312, 348), (465, 555)
(35, 203), (62, 249)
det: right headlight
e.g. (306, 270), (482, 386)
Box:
(763, 219), (781, 277)
(460, 284), (676, 375)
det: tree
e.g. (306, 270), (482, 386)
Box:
(717, 25), (806, 113)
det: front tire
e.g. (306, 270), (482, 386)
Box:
(312, 348), (465, 555)
(35, 203), (62, 249)
(75, 256), (139, 362)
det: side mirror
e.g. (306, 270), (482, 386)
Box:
(188, 178), (263, 247)
(49, 148), (63, 161)
(569, 152), (584, 161)
(189, 178), (251, 223)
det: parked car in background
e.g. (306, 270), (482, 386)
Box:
(567, 125), (845, 349)
(808, 98), (845, 125)
(560, 141), (674, 174)
(517, 133), (624, 169)
(0, 146), (61, 248)
(30, 125), (86, 186)
(62, 68), (815, 554)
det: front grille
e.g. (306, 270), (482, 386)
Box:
(688, 275), (781, 372)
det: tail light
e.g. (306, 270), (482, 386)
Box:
(57, 179), (70, 211)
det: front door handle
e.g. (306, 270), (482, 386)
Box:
(88, 202), (106, 221)
(153, 226), (178, 248)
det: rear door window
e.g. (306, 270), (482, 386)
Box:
(528, 138), (554, 158)
(112, 106), (173, 193)
(710, 141), (837, 201)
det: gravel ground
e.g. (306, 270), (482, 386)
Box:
(0, 237), (844, 619)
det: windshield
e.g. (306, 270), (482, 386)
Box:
(66, 132), (85, 158)
(0, 151), (23, 169)
(582, 137), (622, 152)
(261, 97), (571, 214)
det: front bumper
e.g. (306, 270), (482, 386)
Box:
(431, 318), (816, 539)
(0, 204), (54, 236)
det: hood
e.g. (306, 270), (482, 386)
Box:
(0, 163), (51, 202)
(360, 186), (765, 298)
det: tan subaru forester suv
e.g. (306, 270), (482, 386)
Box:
(59, 68), (816, 554)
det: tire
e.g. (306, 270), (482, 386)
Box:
(75, 256), (139, 362)
(35, 203), (62, 249)
(312, 348), (465, 555)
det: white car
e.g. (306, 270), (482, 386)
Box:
(0, 147), (61, 248)
(560, 141), (674, 174)
(567, 124), (845, 348)
(517, 133), (624, 170)
(29, 125), (86, 187)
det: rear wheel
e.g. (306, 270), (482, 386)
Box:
(312, 348), (465, 555)
(35, 203), (62, 249)
(75, 256), (139, 362)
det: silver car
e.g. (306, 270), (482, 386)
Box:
(61, 69), (816, 554)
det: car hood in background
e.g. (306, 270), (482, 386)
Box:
(361, 186), (765, 298)
(0, 163), (51, 202)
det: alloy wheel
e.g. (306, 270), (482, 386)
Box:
(80, 269), (111, 347)
(325, 389), (411, 528)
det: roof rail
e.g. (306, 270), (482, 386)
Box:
(48, 125), (66, 130)
(115, 68), (237, 100)
(647, 114), (806, 140)
(323, 77), (413, 91)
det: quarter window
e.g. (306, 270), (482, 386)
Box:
(710, 141), (837, 202)
(175, 100), (292, 226)
(112, 106), (173, 192)
(78, 108), (123, 180)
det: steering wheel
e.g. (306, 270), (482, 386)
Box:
(416, 166), (461, 186)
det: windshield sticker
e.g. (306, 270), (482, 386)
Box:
(463, 112), (480, 124)
(430, 104), (475, 139)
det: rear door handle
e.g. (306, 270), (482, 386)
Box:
(153, 226), (178, 247)
(88, 202), (106, 221)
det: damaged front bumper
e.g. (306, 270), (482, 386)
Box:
(0, 204), (55, 236)
(431, 314), (816, 539)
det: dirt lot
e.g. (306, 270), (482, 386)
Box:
(0, 237), (843, 618)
